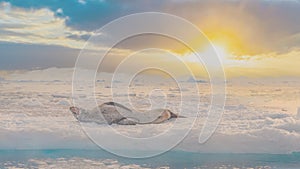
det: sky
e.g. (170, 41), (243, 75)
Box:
(0, 0), (300, 78)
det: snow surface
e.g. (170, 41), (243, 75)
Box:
(1, 68), (300, 154)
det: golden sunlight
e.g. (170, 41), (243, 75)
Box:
(183, 42), (232, 64)
(211, 43), (230, 63)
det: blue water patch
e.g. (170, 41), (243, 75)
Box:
(0, 149), (300, 168)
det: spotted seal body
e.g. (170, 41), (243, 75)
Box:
(70, 102), (184, 125)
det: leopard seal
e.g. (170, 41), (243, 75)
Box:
(70, 102), (185, 125)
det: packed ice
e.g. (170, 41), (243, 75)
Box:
(1, 68), (300, 154)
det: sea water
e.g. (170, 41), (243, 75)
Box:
(1, 150), (300, 169)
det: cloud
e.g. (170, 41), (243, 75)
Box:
(0, 2), (136, 70)
(78, 0), (87, 5)
(1, 0), (300, 77)
(0, 42), (80, 70)
(3, 0), (300, 55)
(0, 2), (92, 49)
(56, 8), (63, 15)
(162, 0), (300, 55)
(224, 49), (300, 77)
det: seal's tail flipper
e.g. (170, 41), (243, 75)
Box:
(170, 111), (186, 118)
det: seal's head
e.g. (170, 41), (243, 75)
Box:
(152, 109), (185, 124)
(70, 106), (80, 119)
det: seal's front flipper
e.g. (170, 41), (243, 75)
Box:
(116, 117), (139, 125)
